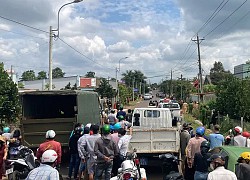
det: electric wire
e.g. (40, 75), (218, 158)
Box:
(196, 0), (229, 34)
(0, 28), (47, 40)
(170, 0), (229, 73)
(204, 0), (248, 38)
(58, 37), (115, 70)
(0, 15), (49, 34)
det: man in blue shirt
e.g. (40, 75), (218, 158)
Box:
(209, 125), (224, 149)
(26, 150), (60, 180)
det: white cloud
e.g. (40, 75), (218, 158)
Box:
(117, 26), (152, 40)
(0, 0), (250, 82)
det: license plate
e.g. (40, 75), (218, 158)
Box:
(6, 168), (13, 175)
(139, 157), (148, 166)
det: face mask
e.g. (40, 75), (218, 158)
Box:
(210, 163), (214, 170)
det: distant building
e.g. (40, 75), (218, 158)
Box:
(234, 63), (250, 79)
(19, 76), (117, 91)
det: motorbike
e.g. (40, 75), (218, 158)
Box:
(159, 153), (183, 180)
(6, 145), (37, 180)
(111, 149), (147, 180)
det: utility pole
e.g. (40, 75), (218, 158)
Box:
(132, 77), (135, 101)
(192, 34), (204, 102)
(10, 65), (13, 81)
(180, 74), (183, 100)
(48, 26), (53, 90)
(139, 81), (142, 95)
(115, 67), (118, 102)
(169, 69), (173, 98)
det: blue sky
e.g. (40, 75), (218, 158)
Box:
(1, 0), (250, 83)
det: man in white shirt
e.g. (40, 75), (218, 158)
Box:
(118, 127), (132, 158)
(207, 154), (237, 180)
(26, 150), (60, 180)
(232, 126), (246, 147)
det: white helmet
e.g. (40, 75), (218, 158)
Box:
(234, 126), (243, 134)
(41, 150), (58, 163)
(45, 130), (56, 139)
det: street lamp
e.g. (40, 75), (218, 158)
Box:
(48, 0), (83, 90)
(116, 57), (129, 101)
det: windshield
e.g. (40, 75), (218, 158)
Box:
(162, 103), (179, 108)
(144, 110), (160, 118)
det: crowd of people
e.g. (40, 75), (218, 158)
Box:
(1, 104), (250, 180)
(180, 122), (250, 180)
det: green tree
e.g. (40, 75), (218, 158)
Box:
(210, 61), (231, 85)
(85, 71), (95, 78)
(212, 73), (250, 123)
(0, 63), (20, 124)
(18, 82), (24, 88)
(21, 70), (36, 81)
(45, 83), (56, 90)
(119, 84), (132, 105)
(96, 78), (115, 98)
(52, 67), (65, 78)
(121, 70), (148, 94)
(37, 71), (47, 80)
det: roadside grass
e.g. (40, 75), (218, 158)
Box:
(183, 113), (212, 136)
(127, 98), (142, 107)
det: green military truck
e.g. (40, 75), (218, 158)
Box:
(20, 90), (100, 149)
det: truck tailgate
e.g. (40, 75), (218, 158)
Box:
(130, 128), (180, 153)
(20, 118), (75, 147)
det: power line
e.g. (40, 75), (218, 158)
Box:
(0, 28), (47, 40)
(204, 0), (248, 38)
(197, 0), (229, 34)
(169, 1), (228, 72)
(0, 15), (49, 34)
(58, 37), (115, 70)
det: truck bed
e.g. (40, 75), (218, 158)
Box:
(20, 117), (75, 147)
(129, 127), (180, 154)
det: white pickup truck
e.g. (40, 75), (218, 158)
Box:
(158, 102), (182, 122)
(130, 108), (180, 166)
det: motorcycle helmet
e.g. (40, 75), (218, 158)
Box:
(41, 150), (58, 163)
(196, 126), (205, 136)
(102, 124), (110, 135)
(45, 130), (56, 139)
(234, 126), (242, 134)
(242, 131), (250, 138)
(74, 127), (82, 135)
(118, 115), (125, 121)
(200, 141), (210, 154)
(240, 152), (250, 161)
(113, 123), (121, 130)
(3, 127), (10, 133)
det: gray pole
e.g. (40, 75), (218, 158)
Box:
(49, 26), (53, 90)
(181, 74), (183, 100)
(197, 35), (203, 102)
(132, 77), (135, 101)
(192, 34), (204, 102)
(115, 67), (118, 101)
(170, 69), (172, 97)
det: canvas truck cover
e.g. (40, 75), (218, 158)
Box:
(20, 90), (100, 147)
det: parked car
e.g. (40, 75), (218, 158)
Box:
(144, 93), (152, 100)
(209, 146), (250, 172)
